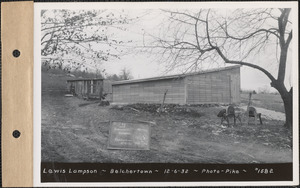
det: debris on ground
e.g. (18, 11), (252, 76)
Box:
(128, 107), (140, 112)
(64, 94), (73, 97)
(119, 103), (205, 117)
(98, 101), (110, 106)
(79, 101), (100, 107)
(110, 105), (124, 110)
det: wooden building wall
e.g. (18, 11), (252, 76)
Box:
(68, 79), (104, 99)
(112, 78), (185, 104)
(228, 68), (241, 104)
(112, 66), (240, 105)
(186, 68), (240, 104)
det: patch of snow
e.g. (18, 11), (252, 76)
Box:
(240, 106), (285, 121)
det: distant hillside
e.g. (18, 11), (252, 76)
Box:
(42, 65), (105, 93)
(42, 68), (70, 93)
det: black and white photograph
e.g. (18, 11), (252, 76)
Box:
(34, 2), (298, 186)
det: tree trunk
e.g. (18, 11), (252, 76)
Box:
(273, 82), (293, 129)
(282, 93), (292, 129)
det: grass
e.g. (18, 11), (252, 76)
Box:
(41, 93), (292, 163)
(240, 92), (284, 113)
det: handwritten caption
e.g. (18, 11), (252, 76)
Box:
(42, 167), (275, 175)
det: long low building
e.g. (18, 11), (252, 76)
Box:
(111, 65), (241, 105)
(67, 78), (112, 100)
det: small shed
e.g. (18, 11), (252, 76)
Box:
(67, 78), (112, 100)
(112, 65), (241, 105)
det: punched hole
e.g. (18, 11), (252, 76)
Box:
(12, 49), (21, 58)
(12, 130), (21, 138)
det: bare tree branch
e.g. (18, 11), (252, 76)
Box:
(145, 7), (293, 128)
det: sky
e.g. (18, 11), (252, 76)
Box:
(101, 49), (292, 93)
(42, 8), (294, 93)
(98, 9), (293, 92)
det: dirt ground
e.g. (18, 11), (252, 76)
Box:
(42, 90), (292, 164)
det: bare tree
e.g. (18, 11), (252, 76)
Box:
(106, 68), (133, 81)
(145, 8), (293, 129)
(41, 9), (132, 72)
(119, 68), (133, 80)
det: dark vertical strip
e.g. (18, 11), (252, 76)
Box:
(0, 2), (2, 186)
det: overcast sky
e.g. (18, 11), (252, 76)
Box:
(98, 9), (293, 92)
